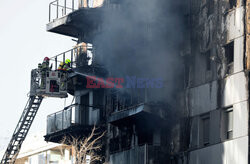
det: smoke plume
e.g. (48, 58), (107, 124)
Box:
(93, 0), (185, 104)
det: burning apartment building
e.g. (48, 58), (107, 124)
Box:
(44, 0), (185, 163)
(43, 0), (250, 163)
(2, 0), (249, 163)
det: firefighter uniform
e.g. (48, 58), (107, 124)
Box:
(41, 57), (50, 89)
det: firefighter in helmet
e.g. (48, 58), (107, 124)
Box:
(60, 59), (71, 90)
(58, 62), (65, 71)
(58, 61), (66, 90)
(63, 59), (71, 71)
(42, 57), (50, 70)
(40, 57), (50, 89)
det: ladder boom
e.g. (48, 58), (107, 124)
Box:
(0, 96), (43, 164)
(1, 69), (68, 163)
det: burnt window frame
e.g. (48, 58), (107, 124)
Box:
(224, 107), (233, 140)
(200, 113), (210, 147)
(229, 0), (237, 9)
(205, 50), (212, 71)
(224, 41), (234, 74)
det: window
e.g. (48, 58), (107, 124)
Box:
(229, 0), (237, 9)
(224, 41), (234, 74)
(225, 42), (234, 64)
(201, 114), (210, 146)
(225, 108), (233, 139)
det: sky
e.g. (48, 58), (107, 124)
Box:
(0, 0), (75, 151)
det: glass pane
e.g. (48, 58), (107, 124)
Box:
(63, 108), (71, 129)
(203, 117), (210, 145)
(225, 109), (233, 139)
(227, 131), (233, 139)
(55, 111), (63, 131)
(47, 114), (55, 134)
(228, 111), (233, 131)
(74, 107), (80, 124)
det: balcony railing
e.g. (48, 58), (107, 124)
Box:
(49, 0), (105, 22)
(47, 105), (81, 134)
(110, 144), (164, 164)
(47, 103), (102, 135)
(49, 44), (93, 70)
(106, 89), (147, 114)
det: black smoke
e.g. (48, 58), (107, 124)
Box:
(93, 0), (185, 104)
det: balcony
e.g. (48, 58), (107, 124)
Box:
(49, 42), (90, 69)
(108, 103), (169, 128)
(46, 105), (78, 135)
(44, 104), (101, 142)
(48, 44), (107, 94)
(47, 0), (107, 40)
(109, 144), (167, 164)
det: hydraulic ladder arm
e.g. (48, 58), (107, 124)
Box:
(0, 96), (43, 164)
(0, 68), (68, 164)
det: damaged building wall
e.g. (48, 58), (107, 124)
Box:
(189, 136), (248, 164)
(185, 0), (249, 163)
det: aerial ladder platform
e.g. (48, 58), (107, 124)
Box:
(0, 68), (68, 164)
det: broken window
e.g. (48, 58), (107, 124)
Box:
(224, 41), (234, 74)
(229, 0), (237, 9)
(201, 114), (210, 146)
(225, 108), (233, 139)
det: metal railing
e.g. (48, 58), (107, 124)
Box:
(49, 0), (78, 22)
(46, 103), (102, 134)
(48, 0), (106, 22)
(49, 44), (93, 70)
(110, 144), (163, 163)
(47, 105), (80, 134)
(106, 89), (147, 114)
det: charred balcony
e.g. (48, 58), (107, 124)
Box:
(47, 0), (116, 40)
(108, 103), (168, 128)
(49, 43), (107, 95)
(107, 90), (170, 127)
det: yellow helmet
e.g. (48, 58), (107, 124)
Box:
(59, 62), (64, 66)
(65, 59), (71, 64)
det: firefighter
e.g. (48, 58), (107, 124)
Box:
(42, 57), (50, 70)
(60, 73), (67, 91)
(40, 57), (50, 89)
(58, 61), (66, 90)
(58, 62), (65, 70)
(63, 59), (71, 71)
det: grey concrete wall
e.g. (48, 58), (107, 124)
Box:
(189, 100), (248, 149)
(188, 72), (248, 117)
(189, 136), (248, 164)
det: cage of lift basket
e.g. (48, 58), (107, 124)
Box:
(30, 69), (68, 98)
(44, 70), (68, 98)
